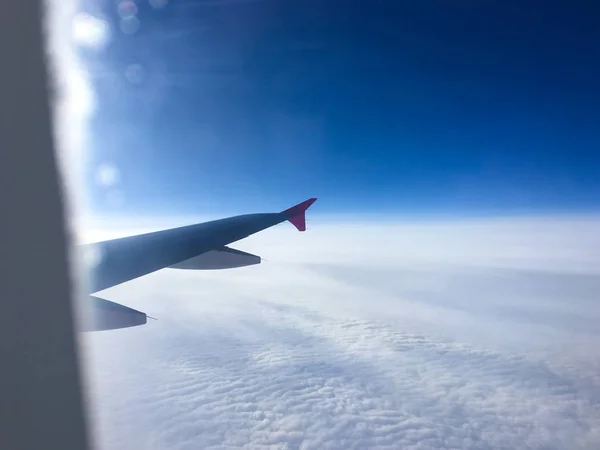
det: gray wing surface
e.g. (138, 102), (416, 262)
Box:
(79, 198), (316, 331)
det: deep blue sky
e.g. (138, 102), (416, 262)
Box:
(81, 0), (600, 217)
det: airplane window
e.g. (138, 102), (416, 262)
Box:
(47, 1), (600, 449)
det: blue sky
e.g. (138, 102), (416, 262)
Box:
(80, 0), (600, 217)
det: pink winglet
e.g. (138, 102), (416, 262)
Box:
(281, 198), (317, 232)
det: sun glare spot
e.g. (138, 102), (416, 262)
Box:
(118, 1), (139, 19)
(83, 245), (103, 268)
(149, 0), (169, 9)
(125, 64), (146, 83)
(120, 16), (141, 35)
(71, 13), (110, 49)
(96, 164), (121, 187)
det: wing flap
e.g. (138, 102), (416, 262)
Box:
(169, 246), (261, 270)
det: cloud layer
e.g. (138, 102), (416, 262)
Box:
(82, 217), (600, 450)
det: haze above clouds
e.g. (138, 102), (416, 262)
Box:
(82, 217), (600, 450)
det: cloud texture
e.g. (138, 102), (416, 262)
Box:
(82, 217), (600, 450)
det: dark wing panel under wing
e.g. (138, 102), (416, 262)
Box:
(80, 296), (147, 332)
(169, 246), (261, 270)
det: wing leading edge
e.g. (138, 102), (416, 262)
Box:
(79, 198), (317, 331)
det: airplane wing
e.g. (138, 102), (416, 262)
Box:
(79, 198), (317, 331)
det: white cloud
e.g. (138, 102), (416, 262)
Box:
(81, 217), (600, 450)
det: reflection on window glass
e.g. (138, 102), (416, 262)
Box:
(52, 1), (600, 448)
